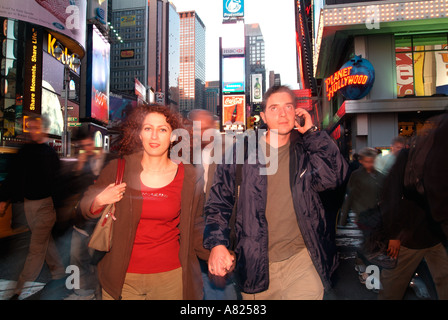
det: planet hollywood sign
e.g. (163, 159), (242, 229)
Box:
(325, 55), (375, 101)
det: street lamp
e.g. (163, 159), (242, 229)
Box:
(53, 42), (81, 157)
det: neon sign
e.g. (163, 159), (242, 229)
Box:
(325, 55), (375, 101)
(47, 33), (79, 73)
(326, 67), (369, 101)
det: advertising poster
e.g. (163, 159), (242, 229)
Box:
(0, 0), (87, 49)
(396, 48), (414, 97)
(222, 57), (245, 93)
(436, 46), (448, 95)
(109, 93), (137, 125)
(222, 95), (245, 125)
(87, 0), (107, 25)
(251, 74), (263, 103)
(223, 0), (244, 19)
(90, 25), (110, 123)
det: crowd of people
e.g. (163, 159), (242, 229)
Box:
(0, 85), (446, 300)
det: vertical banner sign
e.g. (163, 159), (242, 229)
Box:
(23, 25), (43, 115)
(251, 74), (263, 103)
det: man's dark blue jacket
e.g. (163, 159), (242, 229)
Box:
(203, 129), (349, 294)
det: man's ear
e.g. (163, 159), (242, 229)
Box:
(260, 111), (267, 124)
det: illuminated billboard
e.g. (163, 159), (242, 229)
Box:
(0, 0), (87, 49)
(88, 25), (110, 123)
(222, 57), (245, 93)
(223, 0), (244, 19)
(222, 95), (246, 126)
(251, 74), (263, 103)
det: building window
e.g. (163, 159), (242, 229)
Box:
(395, 34), (448, 98)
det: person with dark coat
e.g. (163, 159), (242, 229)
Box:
(424, 113), (448, 238)
(204, 85), (348, 299)
(0, 116), (66, 300)
(379, 148), (448, 300)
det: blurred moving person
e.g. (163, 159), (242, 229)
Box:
(80, 105), (208, 300)
(0, 116), (66, 300)
(64, 132), (116, 300)
(374, 136), (406, 176)
(204, 85), (348, 300)
(380, 147), (448, 300)
(189, 109), (239, 300)
(341, 148), (389, 280)
(424, 113), (448, 239)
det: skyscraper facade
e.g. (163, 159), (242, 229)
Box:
(109, 0), (148, 94)
(205, 81), (220, 116)
(179, 11), (206, 115)
(245, 24), (266, 101)
(109, 0), (180, 108)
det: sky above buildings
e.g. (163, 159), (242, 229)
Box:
(171, 0), (299, 89)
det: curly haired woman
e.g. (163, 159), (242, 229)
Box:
(80, 104), (208, 300)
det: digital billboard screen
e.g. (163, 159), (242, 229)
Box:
(89, 25), (110, 123)
(222, 57), (245, 93)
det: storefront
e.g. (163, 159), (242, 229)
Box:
(0, 0), (86, 151)
(313, 0), (448, 158)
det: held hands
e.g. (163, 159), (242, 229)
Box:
(208, 245), (235, 277)
(94, 183), (127, 207)
(295, 108), (313, 134)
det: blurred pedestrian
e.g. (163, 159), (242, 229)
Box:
(374, 136), (406, 176)
(379, 147), (448, 300)
(341, 148), (389, 278)
(189, 109), (239, 300)
(64, 132), (116, 300)
(0, 116), (66, 300)
(424, 113), (448, 239)
(79, 104), (208, 300)
(204, 85), (348, 300)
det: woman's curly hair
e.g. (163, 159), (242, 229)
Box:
(119, 103), (182, 156)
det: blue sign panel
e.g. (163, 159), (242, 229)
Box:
(223, 0), (244, 18)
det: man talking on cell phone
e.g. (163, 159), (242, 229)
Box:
(204, 85), (348, 300)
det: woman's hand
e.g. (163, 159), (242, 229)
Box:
(208, 245), (235, 277)
(92, 183), (127, 212)
(387, 239), (401, 259)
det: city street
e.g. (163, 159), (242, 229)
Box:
(0, 213), (439, 300)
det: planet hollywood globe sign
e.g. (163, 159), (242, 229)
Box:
(325, 55), (375, 101)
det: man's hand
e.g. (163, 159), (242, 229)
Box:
(387, 239), (401, 259)
(295, 108), (313, 134)
(208, 245), (235, 277)
(0, 201), (10, 218)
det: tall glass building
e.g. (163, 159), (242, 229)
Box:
(109, 0), (148, 94)
(110, 0), (180, 108)
(179, 11), (206, 115)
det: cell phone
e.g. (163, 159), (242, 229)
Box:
(296, 115), (306, 127)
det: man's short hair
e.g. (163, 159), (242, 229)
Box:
(359, 147), (378, 160)
(28, 115), (50, 130)
(391, 136), (406, 146)
(261, 85), (297, 112)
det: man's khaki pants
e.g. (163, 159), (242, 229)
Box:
(15, 197), (66, 295)
(102, 267), (183, 300)
(379, 243), (448, 300)
(242, 249), (324, 300)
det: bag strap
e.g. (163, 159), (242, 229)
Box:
(115, 158), (126, 185)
